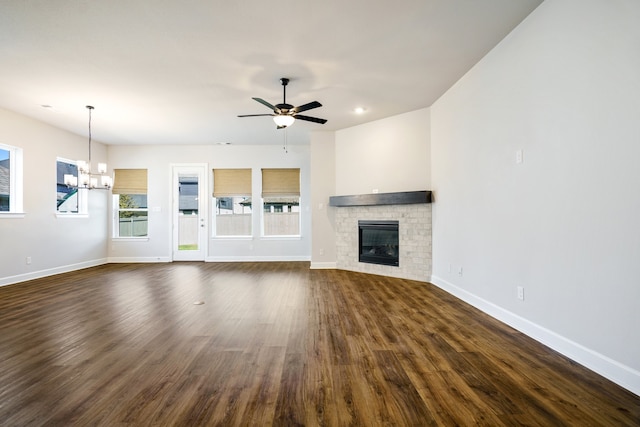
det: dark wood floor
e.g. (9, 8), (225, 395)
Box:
(0, 262), (638, 426)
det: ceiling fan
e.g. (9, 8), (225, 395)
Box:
(238, 78), (327, 129)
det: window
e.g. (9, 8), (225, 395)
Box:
(0, 143), (23, 214)
(112, 169), (148, 237)
(56, 158), (83, 214)
(261, 168), (300, 236)
(212, 168), (252, 236)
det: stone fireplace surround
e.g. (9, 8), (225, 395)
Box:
(330, 191), (432, 282)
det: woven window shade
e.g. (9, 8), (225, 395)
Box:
(261, 168), (300, 197)
(213, 168), (252, 197)
(112, 169), (148, 195)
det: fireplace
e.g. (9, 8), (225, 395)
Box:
(358, 220), (399, 267)
(330, 191), (431, 281)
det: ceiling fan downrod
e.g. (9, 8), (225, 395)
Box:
(280, 78), (289, 106)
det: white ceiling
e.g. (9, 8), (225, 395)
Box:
(0, 0), (543, 146)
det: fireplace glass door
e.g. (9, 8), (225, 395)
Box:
(358, 220), (399, 266)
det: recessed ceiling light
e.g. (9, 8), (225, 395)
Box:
(40, 104), (62, 113)
(215, 142), (231, 145)
(354, 107), (366, 114)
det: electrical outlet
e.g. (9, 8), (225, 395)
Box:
(319, 248), (325, 255)
(517, 286), (525, 301)
(516, 149), (524, 164)
(458, 266), (463, 276)
(26, 256), (32, 265)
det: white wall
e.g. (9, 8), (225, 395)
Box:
(335, 108), (430, 195)
(0, 108), (109, 286)
(309, 109), (431, 267)
(310, 131), (337, 268)
(107, 144), (311, 262)
(431, 0), (640, 394)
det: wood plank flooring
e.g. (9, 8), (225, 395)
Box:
(0, 262), (638, 426)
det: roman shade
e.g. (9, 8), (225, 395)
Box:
(213, 168), (252, 197)
(261, 168), (300, 197)
(112, 169), (147, 195)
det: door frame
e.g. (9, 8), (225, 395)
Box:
(171, 163), (208, 261)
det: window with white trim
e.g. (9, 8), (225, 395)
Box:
(56, 158), (87, 214)
(212, 168), (252, 237)
(261, 168), (300, 236)
(112, 169), (148, 237)
(0, 143), (23, 214)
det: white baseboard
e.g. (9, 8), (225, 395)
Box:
(0, 258), (108, 287)
(107, 256), (171, 263)
(310, 262), (337, 269)
(205, 256), (310, 263)
(109, 256), (311, 263)
(430, 275), (640, 397)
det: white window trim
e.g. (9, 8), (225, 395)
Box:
(260, 235), (302, 241)
(0, 143), (24, 215)
(113, 194), (149, 238)
(111, 237), (150, 242)
(0, 213), (26, 219)
(212, 235), (254, 241)
(56, 213), (89, 219)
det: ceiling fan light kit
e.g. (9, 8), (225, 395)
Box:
(238, 77), (327, 129)
(273, 114), (295, 128)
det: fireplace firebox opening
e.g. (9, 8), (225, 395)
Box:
(358, 220), (399, 267)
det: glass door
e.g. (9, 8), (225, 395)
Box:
(172, 164), (208, 261)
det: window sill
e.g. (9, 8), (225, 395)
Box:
(0, 212), (26, 219)
(212, 236), (253, 240)
(111, 237), (150, 242)
(260, 235), (302, 241)
(56, 213), (89, 219)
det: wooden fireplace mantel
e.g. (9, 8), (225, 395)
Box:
(329, 190), (432, 207)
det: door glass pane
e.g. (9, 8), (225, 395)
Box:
(178, 174), (199, 250)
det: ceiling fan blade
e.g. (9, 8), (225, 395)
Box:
(237, 114), (275, 117)
(292, 101), (322, 114)
(295, 114), (327, 124)
(252, 97), (279, 112)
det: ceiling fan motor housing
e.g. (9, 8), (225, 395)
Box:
(275, 103), (294, 114)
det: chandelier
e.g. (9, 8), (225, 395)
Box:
(64, 105), (112, 189)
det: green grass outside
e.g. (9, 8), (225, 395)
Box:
(178, 244), (198, 250)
